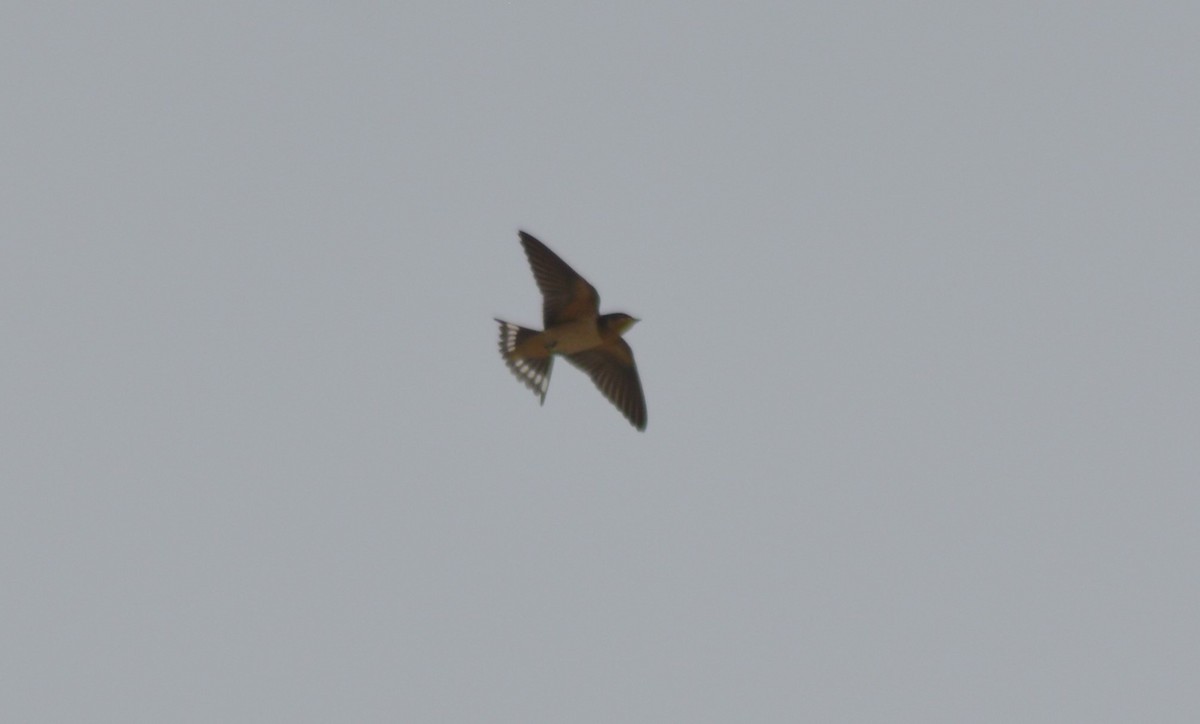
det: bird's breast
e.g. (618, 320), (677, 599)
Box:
(543, 319), (604, 355)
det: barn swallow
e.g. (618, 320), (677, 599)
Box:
(495, 231), (647, 431)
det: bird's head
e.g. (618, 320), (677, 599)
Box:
(602, 312), (640, 336)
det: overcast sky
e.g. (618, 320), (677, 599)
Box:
(3, 3), (1198, 722)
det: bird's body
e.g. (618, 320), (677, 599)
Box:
(512, 318), (605, 357)
(495, 231), (647, 431)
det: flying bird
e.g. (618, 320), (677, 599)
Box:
(495, 231), (647, 431)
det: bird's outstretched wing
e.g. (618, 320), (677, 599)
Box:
(565, 339), (647, 431)
(519, 231), (600, 327)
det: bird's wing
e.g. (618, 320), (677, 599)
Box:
(565, 339), (647, 431)
(519, 231), (600, 327)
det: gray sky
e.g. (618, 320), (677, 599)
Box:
(4, 2), (1198, 721)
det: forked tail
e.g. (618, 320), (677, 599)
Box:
(495, 319), (552, 404)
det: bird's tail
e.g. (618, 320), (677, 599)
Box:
(495, 319), (552, 404)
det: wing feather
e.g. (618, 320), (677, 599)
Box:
(564, 339), (647, 431)
(519, 231), (600, 326)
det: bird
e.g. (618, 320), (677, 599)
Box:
(495, 230), (647, 431)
